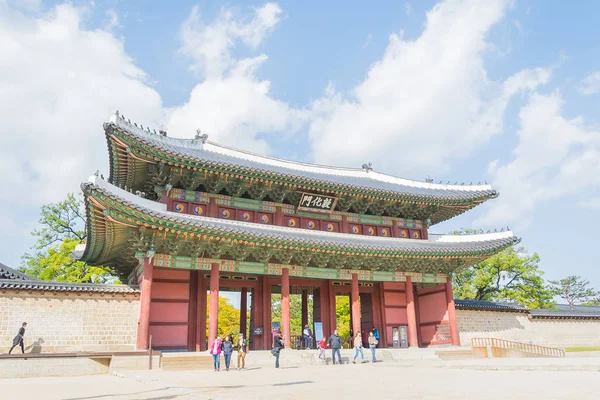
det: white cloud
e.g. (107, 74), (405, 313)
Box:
(578, 199), (600, 210)
(580, 71), (600, 95)
(168, 2), (304, 154)
(104, 9), (120, 32)
(0, 4), (163, 208)
(180, 3), (282, 78)
(476, 91), (600, 227)
(308, 0), (544, 177)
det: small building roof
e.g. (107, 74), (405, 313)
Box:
(528, 309), (600, 320)
(0, 263), (33, 281)
(0, 279), (139, 294)
(454, 299), (529, 313)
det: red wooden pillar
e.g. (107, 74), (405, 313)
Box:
(240, 287), (248, 338)
(281, 268), (291, 348)
(445, 278), (460, 346)
(196, 271), (207, 351)
(136, 257), (154, 350)
(405, 276), (419, 347)
(328, 280), (337, 333)
(351, 273), (361, 340)
(208, 263), (220, 350)
(253, 279), (264, 350)
(187, 271), (199, 351)
(262, 277), (272, 349)
(320, 280), (330, 337)
(301, 289), (308, 331)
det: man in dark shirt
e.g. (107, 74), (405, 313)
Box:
(9, 322), (27, 354)
(327, 329), (343, 365)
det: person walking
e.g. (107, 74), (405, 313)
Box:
(303, 325), (313, 349)
(9, 322), (27, 354)
(209, 336), (222, 371)
(317, 336), (327, 361)
(327, 330), (343, 365)
(368, 331), (379, 362)
(236, 333), (247, 370)
(222, 335), (233, 371)
(352, 332), (364, 364)
(272, 330), (285, 369)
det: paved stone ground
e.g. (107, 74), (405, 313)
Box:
(3, 360), (600, 400)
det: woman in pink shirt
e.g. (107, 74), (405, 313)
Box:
(210, 336), (222, 371)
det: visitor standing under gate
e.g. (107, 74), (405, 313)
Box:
(210, 336), (222, 371)
(272, 330), (285, 368)
(222, 335), (233, 371)
(328, 330), (343, 365)
(236, 333), (247, 370)
(368, 331), (378, 362)
(352, 332), (364, 364)
(303, 325), (313, 349)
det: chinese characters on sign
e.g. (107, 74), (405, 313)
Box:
(297, 193), (338, 214)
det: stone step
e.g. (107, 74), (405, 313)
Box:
(435, 350), (485, 361)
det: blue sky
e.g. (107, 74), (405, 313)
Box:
(0, 0), (599, 295)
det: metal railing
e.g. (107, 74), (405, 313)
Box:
(471, 338), (565, 358)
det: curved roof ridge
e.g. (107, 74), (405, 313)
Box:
(108, 112), (494, 193)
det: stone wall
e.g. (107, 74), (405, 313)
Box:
(457, 309), (600, 349)
(0, 290), (140, 353)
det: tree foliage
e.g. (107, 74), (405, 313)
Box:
(452, 242), (555, 309)
(335, 295), (351, 341)
(271, 293), (314, 336)
(21, 193), (117, 283)
(207, 295), (250, 339)
(549, 276), (599, 311)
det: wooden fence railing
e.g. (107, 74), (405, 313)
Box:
(472, 338), (565, 358)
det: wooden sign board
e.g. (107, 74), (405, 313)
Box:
(297, 193), (338, 214)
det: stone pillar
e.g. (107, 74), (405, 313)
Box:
(405, 276), (419, 347)
(351, 273), (361, 341)
(301, 289), (308, 332)
(240, 287), (248, 338)
(208, 263), (220, 350)
(136, 257), (154, 350)
(281, 268), (291, 348)
(445, 278), (460, 346)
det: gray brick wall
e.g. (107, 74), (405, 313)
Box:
(457, 309), (600, 348)
(0, 291), (140, 353)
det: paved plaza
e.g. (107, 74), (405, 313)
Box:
(3, 359), (600, 400)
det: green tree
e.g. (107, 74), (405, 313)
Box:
(272, 293), (314, 336)
(206, 295), (248, 339)
(452, 245), (555, 309)
(549, 276), (599, 311)
(335, 295), (351, 343)
(21, 193), (117, 283)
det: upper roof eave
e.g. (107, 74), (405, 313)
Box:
(105, 113), (498, 204)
